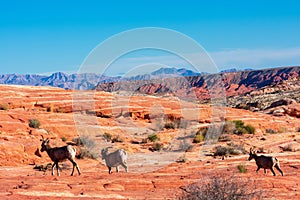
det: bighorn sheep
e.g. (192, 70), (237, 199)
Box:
(40, 136), (81, 176)
(248, 147), (283, 176)
(101, 147), (128, 174)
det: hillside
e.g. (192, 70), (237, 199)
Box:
(0, 84), (299, 199)
(96, 66), (300, 99)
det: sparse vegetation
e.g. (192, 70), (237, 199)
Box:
(193, 134), (204, 143)
(72, 135), (98, 159)
(61, 136), (67, 142)
(193, 127), (207, 143)
(266, 128), (277, 134)
(214, 143), (246, 157)
(237, 164), (247, 173)
(103, 132), (112, 142)
(232, 120), (255, 135)
(164, 122), (176, 129)
(218, 134), (232, 142)
(29, 118), (41, 129)
(148, 133), (159, 142)
(152, 142), (163, 151)
(178, 173), (262, 200)
(111, 135), (124, 143)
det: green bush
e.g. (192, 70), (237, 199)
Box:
(152, 142), (163, 151)
(193, 134), (204, 143)
(237, 164), (247, 173)
(233, 120), (245, 129)
(244, 125), (255, 134)
(227, 120), (255, 135)
(29, 119), (41, 129)
(196, 127), (207, 137)
(148, 133), (159, 142)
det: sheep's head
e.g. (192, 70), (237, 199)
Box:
(101, 148), (108, 160)
(248, 147), (256, 161)
(40, 136), (50, 152)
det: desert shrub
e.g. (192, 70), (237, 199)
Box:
(237, 164), (247, 173)
(192, 127), (207, 143)
(244, 125), (255, 134)
(29, 118), (41, 129)
(193, 134), (204, 143)
(73, 135), (98, 159)
(61, 136), (67, 142)
(233, 120), (245, 129)
(266, 128), (277, 134)
(234, 127), (248, 135)
(164, 122), (176, 129)
(111, 135), (124, 143)
(103, 132), (112, 142)
(152, 142), (163, 151)
(222, 121), (236, 134)
(230, 120), (255, 135)
(196, 127), (207, 137)
(214, 143), (246, 157)
(218, 134), (232, 142)
(297, 127), (300, 132)
(178, 173), (262, 200)
(0, 103), (9, 110)
(76, 147), (98, 159)
(214, 146), (229, 157)
(148, 133), (159, 142)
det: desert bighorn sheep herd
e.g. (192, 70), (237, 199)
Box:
(39, 136), (286, 177)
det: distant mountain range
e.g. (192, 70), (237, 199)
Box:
(1, 67), (299, 97)
(95, 66), (300, 99)
(0, 67), (203, 90)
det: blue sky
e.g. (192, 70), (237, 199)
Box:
(0, 0), (300, 75)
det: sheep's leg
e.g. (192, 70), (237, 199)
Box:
(108, 167), (112, 174)
(70, 162), (75, 176)
(270, 167), (276, 176)
(264, 169), (267, 174)
(121, 163), (128, 172)
(256, 167), (261, 174)
(51, 163), (56, 176)
(116, 166), (119, 173)
(275, 164), (284, 176)
(69, 159), (81, 176)
(75, 164), (81, 175)
(56, 162), (60, 176)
